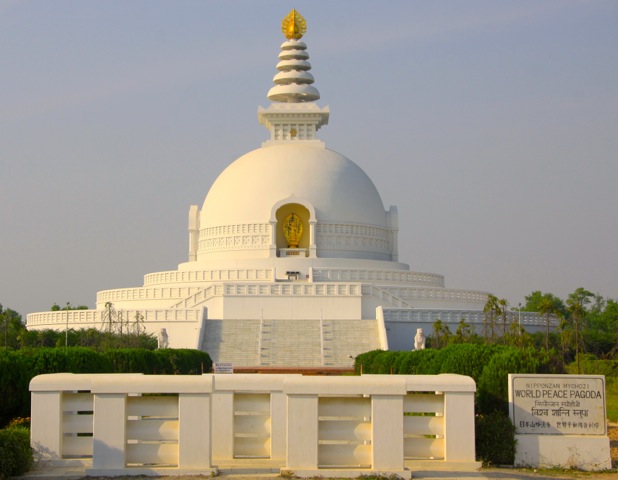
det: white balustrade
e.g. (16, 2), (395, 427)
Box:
(26, 309), (201, 328)
(30, 373), (480, 477)
(312, 268), (445, 287)
(384, 308), (548, 328)
(143, 269), (274, 286)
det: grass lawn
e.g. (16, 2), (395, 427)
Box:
(607, 376), (618, 423)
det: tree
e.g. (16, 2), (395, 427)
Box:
(483, 295), (499, 342)
(538, 293), (561, 352)
(498, 298), (510, 338)
(0, 305), (26, 349)
(566, 287), (594, 373)
(522, 291), (567, 317)
(589, 298), (618, 333)
(451, 319), (475, 344)
(51, 302), (88, 311)
(431, 319), (451, 349)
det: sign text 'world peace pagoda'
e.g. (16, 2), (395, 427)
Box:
(509, 374), (606, 435)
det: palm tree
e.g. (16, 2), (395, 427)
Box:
(566, 288), (593, 373)
(432, 319), (451, 349)
(538, 293), (560, 352)
(498, 298), (509, 338)
(483, 294), (499, 342)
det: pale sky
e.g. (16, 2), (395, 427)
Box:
(1, 0), (617, 318)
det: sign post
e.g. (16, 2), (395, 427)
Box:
(508, 374), (611, 470)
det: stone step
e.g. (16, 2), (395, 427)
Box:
(201, 318), (381, 367)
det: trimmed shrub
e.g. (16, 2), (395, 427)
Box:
(103, 348), (157, 373)
(475, 412), (516, 466)
(354, 349), (385, 374)
(357, 345), (555, 416)
(477, 347), (551, 414)
(0, 350), (30, 427)
(19, 347), (113, 376)
(372, 350), (400, 374)
(153, 349), (212, 374)
(0, 347), (211, 427)
(435, 344), (505, 380)
(0, 426), (33, 479)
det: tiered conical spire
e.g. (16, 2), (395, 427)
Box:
(258, 9), (329, 144)
(267, 9), (320, 103)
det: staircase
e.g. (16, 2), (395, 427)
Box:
(201, 319), (261, 366)
(201, 318), (381, 368)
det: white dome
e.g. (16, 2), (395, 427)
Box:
(200, 144), (387, 228)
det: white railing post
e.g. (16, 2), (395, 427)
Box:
(178, 383), (213, 468)
(372, 394), (405, 471)
(443, 389), (476, 462)
(210, 390), (235, 461)
(30, 391), (63, 460)
(285, 394), (319, 471)
(92, 393), (127, 470)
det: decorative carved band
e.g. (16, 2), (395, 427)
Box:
(316, 223), (390, 255)
(198, 224), (271, 253)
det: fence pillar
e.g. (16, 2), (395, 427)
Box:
(92, 393), (127, 469)
(30, 391), (63, 460)
(372, 395), (404, 471)
(286, 394), (318, 470)
(443, 391), (476, 462)
(211, 390), (234, 460)
(270, 391), (287, 462)
(179, 393), (212, 468)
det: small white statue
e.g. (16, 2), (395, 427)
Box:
(158, 328), (169, 349)
(414, 328), (426, 350)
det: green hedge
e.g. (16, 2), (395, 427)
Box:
(0, 426), (33, 479)
(477, 347), (551, 414)
(475, 412), (516, 466)
(355, 344), (554, 465)
(355, 345), (555, 415)
(0, 347), (212, 427)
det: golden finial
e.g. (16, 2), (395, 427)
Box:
(282, 9), (307, 40)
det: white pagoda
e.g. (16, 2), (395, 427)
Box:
(27, 10), (540, 367)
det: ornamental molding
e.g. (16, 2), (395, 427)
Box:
(316, 223), (390, 255)
(199, 223), (272, 254)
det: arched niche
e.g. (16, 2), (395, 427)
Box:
(276, 203), (310, 251)
(270, 196), (316, 258)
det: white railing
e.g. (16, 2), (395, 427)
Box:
(376, 306), (389, 350)
(96, 286), (200, 305)
(386, 287), (488, 304)
(144, 269), (274, 286)
(383, 309), (548, 328)
(169, 285), (222, 309)
(312, 268), (445, 287)
(222, 282), (362, 297)
(362, 285), (415, 309)
(30, 373), (479, 478)
(26, 309), (201, 328)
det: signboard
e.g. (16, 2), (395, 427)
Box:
(509, 374), (606, 435)
(214, 362), (234, 374)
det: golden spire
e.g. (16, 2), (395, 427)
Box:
(282, 9), (307, 40)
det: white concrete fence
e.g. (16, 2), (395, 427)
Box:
(30, 373), (480, 477)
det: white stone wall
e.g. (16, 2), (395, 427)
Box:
(30, 373), (480, 477)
